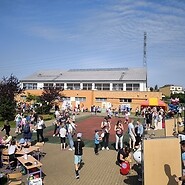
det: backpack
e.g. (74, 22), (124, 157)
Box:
(23, 124), (30, 134)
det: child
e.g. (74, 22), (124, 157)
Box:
(59, 124), (67, 150)
(94, 130), (102, 155)
(1, 120), (11, 136)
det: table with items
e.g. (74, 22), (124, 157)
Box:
(17, 155), (42, 178)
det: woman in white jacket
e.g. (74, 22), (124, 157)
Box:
(36, 116), (45, 142)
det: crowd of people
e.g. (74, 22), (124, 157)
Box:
(2, 102), (178, 183)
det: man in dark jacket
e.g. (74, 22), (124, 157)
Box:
(73, 133), (85, 179)
(1, 120), (11, 136)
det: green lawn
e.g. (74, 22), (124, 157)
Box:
(0, 114), (55, 128)
(0, 120), (16, 128)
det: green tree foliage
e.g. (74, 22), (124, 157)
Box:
(26, 93), (40, 102)
(171, 93), (185, 104)
(154, 85), (159, 92)
(150, 87), (154, 92)
(40, 87), (61, 104)
(37, 87), (64, 114)
(0, 75), (22, 120)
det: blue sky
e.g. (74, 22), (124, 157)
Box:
(0, 0), (185, 88)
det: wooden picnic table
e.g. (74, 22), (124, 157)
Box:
(17, 155), (42, 178)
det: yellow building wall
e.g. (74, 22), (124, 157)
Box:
(159, 86), (171, 97)
(17, 90), (163, 112)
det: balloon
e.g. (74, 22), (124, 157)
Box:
(133, 148), (142, 164)
(120, 161), (130, 175)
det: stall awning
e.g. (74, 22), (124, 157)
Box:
(141, 98), (167, 108)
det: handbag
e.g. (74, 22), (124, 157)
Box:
(101, 132), (105, 138)
(42, 123), (46, 129)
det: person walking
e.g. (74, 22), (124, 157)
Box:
(101, 117), (111, 150)
(73, 133), (85, 179)
(114, 120), (124, 151)
(1, 120), (11, 136)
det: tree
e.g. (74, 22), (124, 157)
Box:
(150, 87), (154, 92)
(154, 85), (159, 92)
(37, 87), (64, 114)
(26, 93), (40, 103)
(40, 87), (62, 104)
(171, 93), (185, 104)
(0, 75), (23, 120)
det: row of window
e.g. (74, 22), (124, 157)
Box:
(20, 91), (132, 103)
(23, 83), (140, 91)
(62, 97), (132, 103)
(170, 87), (183, 91)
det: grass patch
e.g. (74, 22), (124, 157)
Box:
(0, 120), (16, 128)
(0, 114), (54, 128)
(41, 114), (55, 121)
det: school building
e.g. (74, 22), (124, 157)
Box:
(18, 68), (163, 112)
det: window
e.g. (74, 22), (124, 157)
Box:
(82, 83), (92, 90)
(113, 84), (123, 90)
(133, 84), (140, 91)
(56, 83), (64, 90)
(95, 97), (107, 102)
(95, 84), (101, 90)
(67, 84), (73, 90)
(119, 98), (132, 103)
(43, 83), (53, 89)
(102, 84), (110, 90)
(95, 83), (110, 90)
(67, 83), (80, 90)
(75, 97), (86, 102)
(23, 83), (37, 90)
(126, 84), (132, 91)
(73, 83), (80, 90)
(20, 95), (27, 100)
(126, 83), (140, 91)
(62, 97), (70, 101)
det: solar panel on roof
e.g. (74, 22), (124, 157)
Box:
(68, 68), (129, 72)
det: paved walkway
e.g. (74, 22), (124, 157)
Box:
(40, 112), (140, 185)
(41, 143), (139, 185)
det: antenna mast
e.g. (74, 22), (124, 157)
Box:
(143, 32), (147, 67)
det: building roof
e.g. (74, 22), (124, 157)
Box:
(21, 67), (147, 82)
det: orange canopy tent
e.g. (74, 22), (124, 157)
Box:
(140, 98), (167, 109)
